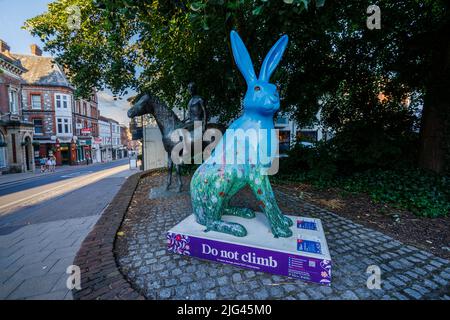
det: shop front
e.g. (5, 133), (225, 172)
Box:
(33, 139), (75, 166)
(76, 137), (92, 165)
(59, 144), (71, 165)
(33, 137), (56, 165)
(53, 137), (76, 166)
(34, 140), (48, 165)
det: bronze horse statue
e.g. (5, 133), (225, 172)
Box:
(127, 93), (224, 192)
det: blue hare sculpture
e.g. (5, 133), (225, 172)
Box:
(190, 31), (293, 238)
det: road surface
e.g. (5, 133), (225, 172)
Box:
(0, 159), (136, 299)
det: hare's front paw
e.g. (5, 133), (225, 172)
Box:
(280, 214), (293, 227)
(271, 224), (293, 238)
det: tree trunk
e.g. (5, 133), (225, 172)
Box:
(418, 89), (447, 173)
(418, 21), (450, 174)
(418, 11), (450, 173)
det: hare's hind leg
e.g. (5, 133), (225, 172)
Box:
(191, 167), (247, 237)
(249, 173), (293, 238)
(204, 176), (249, 236)
(206, 220), (247, 237)
(212, 166), (255, 219)
(223, 206), (255, 219)
(222, 180), (255, 219)
(193, 192), (248, 237)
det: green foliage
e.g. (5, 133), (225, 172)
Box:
(24, 1), (449, 128)
(339, 169), (450, 218)
(24, 0), (137, 97)
(328, 106), (420, 173)
(278, 142), (337, 185)
(276, 142), (450, 217)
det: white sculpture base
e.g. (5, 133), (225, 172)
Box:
(167, 213), (332, 285)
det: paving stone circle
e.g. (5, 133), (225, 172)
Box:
(116, 172), (450, 300)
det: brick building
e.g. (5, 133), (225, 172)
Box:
(13, 44), (100, 166)
(120, 124), (131, 157)
(0, 40), (34, 173)
(73, 93), (99, 164)
(13, 45), (76, 166)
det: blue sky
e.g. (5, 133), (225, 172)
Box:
(0, 0), (131, 125)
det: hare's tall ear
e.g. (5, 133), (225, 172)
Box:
(259, 35), (288, 82)
(230, 30), (257, 84)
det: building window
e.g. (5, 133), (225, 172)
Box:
(31, 94), (42, 110)
(279, 130), (291, 153)
(83, 102), (87, 115)
(57, 118), (72, 134)
(9, 89), (19, 114)
(55, 94), (69, 109)
(64, 118), (70, 133)
(76, 121), (82, 135)
(296, 130), (318, 142)
(33, 119), (43, 135)
(57, 119), (62, 134)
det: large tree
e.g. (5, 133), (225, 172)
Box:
(25, 0), (450, 173)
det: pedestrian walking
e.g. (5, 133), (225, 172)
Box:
(46, 157), (52, 173)
(51, 156), (56, 172)
(39, 157), (47, 173)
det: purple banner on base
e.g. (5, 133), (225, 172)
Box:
(167, 232), (331, 285)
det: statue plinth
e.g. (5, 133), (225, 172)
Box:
(167, 213), (332, 285)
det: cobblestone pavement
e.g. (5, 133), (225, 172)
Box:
(116, 172), (450, 300)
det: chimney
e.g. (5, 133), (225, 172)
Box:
(0, 40), (10, 54)
(30, 44), (42, 56)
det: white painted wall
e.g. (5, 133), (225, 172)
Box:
(54, 93), (73, 142)
(143, 125), (167, 170)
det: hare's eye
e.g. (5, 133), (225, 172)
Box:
(254, 86), (261, 92)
